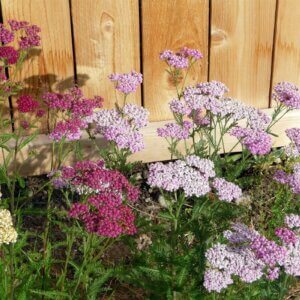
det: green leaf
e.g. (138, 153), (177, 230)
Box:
(18, 133), (38, 151)
(30, 290), (71, 299)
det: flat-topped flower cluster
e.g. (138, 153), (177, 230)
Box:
(204, 217), (300, 293)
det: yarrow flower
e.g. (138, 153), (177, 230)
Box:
(160, 47), (203, 69)
(230, 126), (272, 155)
(157, 121), (192, 140)
(273, 82), (300, 109)
(108, 71), (142, 94)
(0, 46), (19, 64)
(148, 156), (241, 201)
(16, 95), (39, 113)
(86, 104), (149, 153)
(0, 209), (18, 245)
(284, 128), (300, 157)
(274, 163), (300, 194)
(51, 160), (140, 238)
(212, 178), (242, 202)
(43, 87), (103, 142)
(204, 218), (300, 293)
(285, 214), (300, 229)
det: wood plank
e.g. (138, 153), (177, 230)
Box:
(2, 108), (299, 176)
(1, 0), (74, 133)
(71, 0), (141, 108)
(271, 0), (300, 105)
(142, 0), (209, 122)
(210, 0), (276, 108)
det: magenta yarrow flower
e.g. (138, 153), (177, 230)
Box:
(16, 95), (39, 113)
(54, 160), (140, 238)
(0, 46), (19, 64)
(44, 87), (103, 142)
(274, 163), (300, 194)
(108, 71), (142, 94)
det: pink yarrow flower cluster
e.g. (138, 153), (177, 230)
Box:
(230, 126), (272, 155)
(160, 47), (203, 69)
(148, 155), (241, 202)
(86, 103), (149, 153)
(284, 128), (300, 157)
(157, 121), (192, 140)
(204, 219), (300, 293)
(43, 87), (103, 142)
(0, 20), (41, 80)
(16, 95), (45, 129)
(273, 82), (300, 109)
(50, 160), (140, 238)
(108, 71), (142, 95)
(274, 163), (300, 194)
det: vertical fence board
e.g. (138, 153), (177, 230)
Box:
(210, 0), (276, 108)
(71, 0), (141, 108)
(1, 0), (74, 133)
(142, 0), (209, 122)
(271, 0), (300, 104)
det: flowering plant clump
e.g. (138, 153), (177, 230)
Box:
(86, 70), (148, 171)
(2, 33), (300, 300)
(49, 160), (140, 238)
(42, 87), (103, 142)
(203, 218), (300, 293)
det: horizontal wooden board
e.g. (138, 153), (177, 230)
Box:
(1, 108), (299, 176)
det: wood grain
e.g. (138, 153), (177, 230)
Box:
(71, 0), (141, 108)
(142, 0), (209, 121)
(210, 0), (276, 108)
(1, 0), (74, 133)
(271, 0), (300, 106)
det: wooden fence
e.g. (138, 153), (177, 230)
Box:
(1, 0), (300, 175)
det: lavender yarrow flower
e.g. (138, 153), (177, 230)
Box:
(185, 155), (215, 178)
(230, 126), (272, 155)
(286, 128), (300, 147)
(273, 170), (290, 184)
(157, 121), (192, 140)
(159, 49), (189, 69)
(267, 267), (280, 281)
(203, 269), (233, 293)
(179, 47), (203, 60)
(123, 103), (149, 128)
(273, 82), (300, 109)
(283, 240), (300, 276)
(223, 223), (259, 244)
(103, 125), (144, 153)
(196, 81), (229, 98)
(285, 214), (300, 229)
(147, 159), (211, 197)
(169, 98), (191, 115)
(87, 105), (149, 153)
(108, 71), (142, 94)
(212, 178), (242, 202)
(160, 47), (202, 69)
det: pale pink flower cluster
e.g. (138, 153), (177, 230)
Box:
(148, 156), (241, 202)
(87, 104), (149, 153)
(204, 219), (300, 293)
